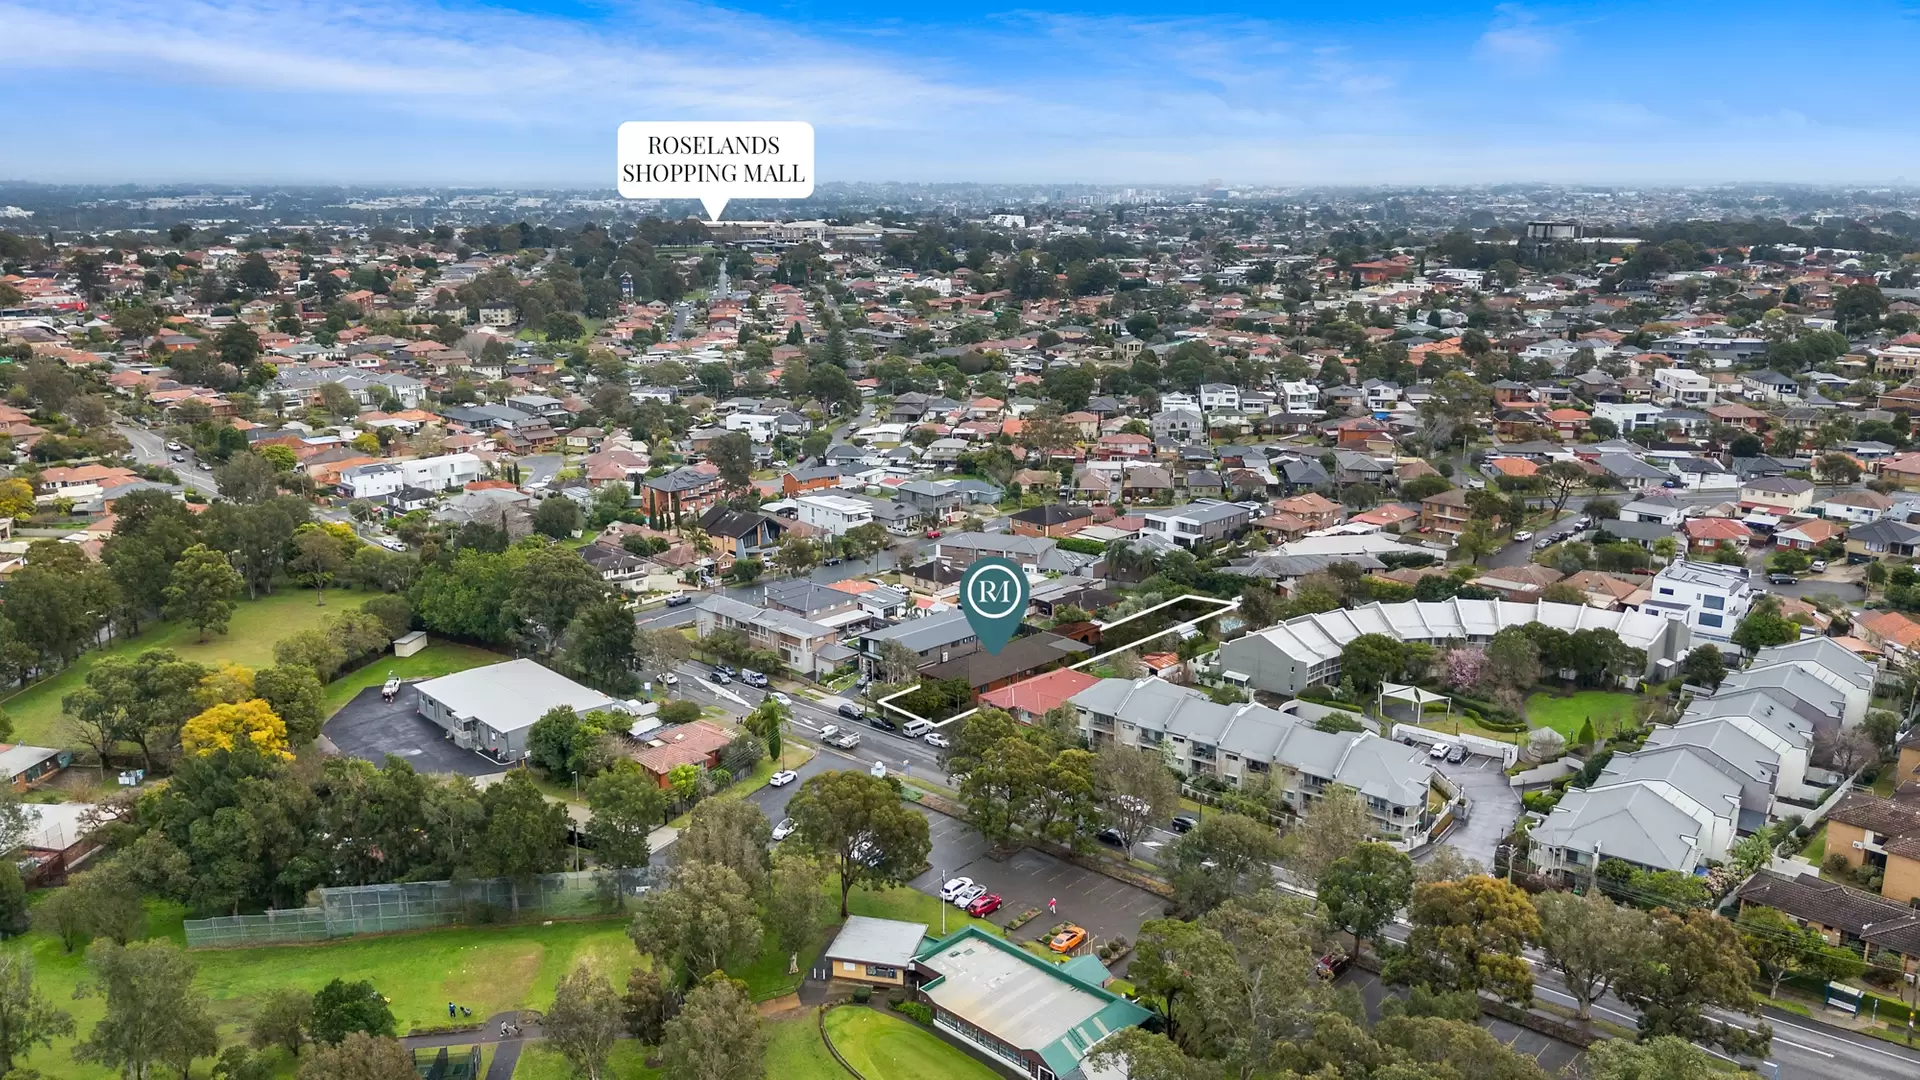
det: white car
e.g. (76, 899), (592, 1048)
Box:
(1428, 742), (1451, 759)
(869, 760), (889, 779)
(379, 538), (407, 552)
(768, 770), (798, 787)
(952, 884), (988, 908)
(924, 732), (950, 749)
(939, 877), (976, 902)
(1810, 559), (1827, 572)
(819, 724), (839, 740)
(772, 818), (796, 841)
(769, 691), (792, 706)
(1512, 531), (1534, 542)
(661, 673), (679, 686)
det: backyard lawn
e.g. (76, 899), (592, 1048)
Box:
(1, 589), (350, 747)
(825, 1006), (1003, 1080)
(1524, 690), (1638, 742)
(321, 638), (505, 713)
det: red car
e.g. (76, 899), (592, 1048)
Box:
(966, 893), (1003, 917)
(925, 528), (942, 538)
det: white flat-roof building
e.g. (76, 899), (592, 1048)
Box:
(795, 493), (875, 536)
(415, 658), (617, 764)
(1640, 560), (1753, 643)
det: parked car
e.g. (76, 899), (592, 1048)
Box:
(925, 528), (942, 538)
(170, 453), (186, 462)
(1512, 530), (1533, 542)
(772, 818), (796, 841)
(1574, 517), (1591, 529)
(939, 877), (976, 902)
(868, 715), (899, 734)
(713, 664), (737, 678)
(768, 770), (798, 787)
(966, 893), (1003, 917)
(1428, 742), (1451, 759)
(1534, 538), (1552, 550)
(837, 703), (865, 721)
(923, 731), (950, 749)
(1170, 815), (1198, 834)
(769, 691), (792, 706)
(1445, 744), (1468, 764)
(953, 884), (988, 908)
(1096, 828), (1126, 847)
(165, 441), (183, 451)
(740, 670), (768, 688)
(1767, 573), (1797, 585)
(1048, 925), (1088, 953)
(1811, 559), (1828, 572)
(665, 594), (692, 608)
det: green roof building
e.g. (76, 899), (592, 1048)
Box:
(911, 925), (1151, 1080)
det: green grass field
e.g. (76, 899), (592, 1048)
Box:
(1523, 690), (1638, 741)
(1, 589), (349, 747)
(321, 639), (505, 714)
(513, 1041), (654, 1079)
(824, 1007), (1002, 1080)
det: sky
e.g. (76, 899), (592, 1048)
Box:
(5, 0), (1920, 188)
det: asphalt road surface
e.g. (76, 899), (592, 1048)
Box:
(117, 422), (220, 494)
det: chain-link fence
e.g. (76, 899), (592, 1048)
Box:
(183, 866), (662, 949)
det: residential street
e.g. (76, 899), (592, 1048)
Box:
(116, 421), (220, 494)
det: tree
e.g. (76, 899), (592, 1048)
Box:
(1455, 520), (1499, 565)
(1679, 644), (1726, 689)
(1814, 452), (1862, 484)
(249, 986), (312, 1058)
(73, 939), (218, 1080)
(508, 544), (608, 656)
(1541, 460), (1586, 518)
(476, 771), (569, 914)
(708, 432), (755, 490)
(622, 966), (676, 1045)
(0, 866), (26, 940)
(545, 964), (623, 1080)
(1390, 875), (1540, 1003)
(676, 799), (772, 893)
(1532, 890), (1653, 1020)
(62, 648), (208, 775)
(1730, 597), (1799, 653)
(633, 627), (695, 679)
(290, 528), (349, 604)
(786, 770), (932, 917)
(0, 951), (73, 1075)
(253, 665), (327, 745)
(295, 1032), (415, 1080)
(586, 765), (666, 870)
(180, 699), (291, 760)
(214, 452), (280, 504)
(309, 977), (397, 1046)
(773, 534), (820, 577)
(564, 599), (640, 695)
(628, 861), (762, 989)
(1339, 634), (1408, 696)
(1285, 783), (1374, 886)
(657, 972), (766, 1080)
(1738, 906), (1862, 999)
(764, 853), (827, 956)
(1318, 843), (1414, 955)
(1189, 890), (1324, 1078)
(1617, 908), (1769, 1056)
(1583, 1036), (1721, 1080)
(1417, 846), (1487, 884)
(532, 497), (583, 540)
(1167, 811), (1283, 916)
(873, 640), (921, 685)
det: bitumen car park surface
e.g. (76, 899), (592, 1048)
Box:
(907, 810), (1169, 948)
(1423, 751), (1522, 869)
(321, 684), (507, 777)
(1337, 964), (1584, 1075)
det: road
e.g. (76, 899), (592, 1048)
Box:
(117, 422), (219, 494)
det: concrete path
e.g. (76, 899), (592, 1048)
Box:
(401, 1010), (540, 1080)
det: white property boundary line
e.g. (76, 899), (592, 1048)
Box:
(874, 594), (1243, 729)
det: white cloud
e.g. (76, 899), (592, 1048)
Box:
(1474, 6), (1560, 75)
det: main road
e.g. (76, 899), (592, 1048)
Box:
(116, 421), (220, 495)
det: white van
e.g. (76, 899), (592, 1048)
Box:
(902, 719), (935, 740)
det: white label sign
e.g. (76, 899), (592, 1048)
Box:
(616, 121), (814, 222)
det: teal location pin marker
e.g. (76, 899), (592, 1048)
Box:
(960, 557), (1029, 655)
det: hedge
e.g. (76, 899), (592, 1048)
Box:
(1057, 537), (1108, 556)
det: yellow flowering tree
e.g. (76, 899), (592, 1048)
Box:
(180, 699), (291, 760)
(194, 662), (256, 708)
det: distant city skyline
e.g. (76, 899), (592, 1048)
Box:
(5, 0), (1920, 187)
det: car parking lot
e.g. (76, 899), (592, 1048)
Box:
(321, 685), (507, 777)
(1337, 965), (1583, 1075)
(908, 809), (1168, 948)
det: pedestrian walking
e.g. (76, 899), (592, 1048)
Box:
(448, 1002), (456, 1018)
(500, 1022), (509, 1039)
(1048, 897), (1057, 915)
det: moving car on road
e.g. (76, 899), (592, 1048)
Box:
(837, 703), (865, 721)
(769, 692), (792, 706)
(924, 731), (950, 749)
(1767, 573), (1797, 585)
(665, 594), (692, 608)
(1048, 926), (1088, 953)
(741, 670), (768, 687)
(1170, 815), (1197, 834)
(772, 818), (796, 841)
(1512, 530), (1533, 542)
(660, 672), (678, 686)
(768, 770), (798, 787)
(825, 731), (861, 749)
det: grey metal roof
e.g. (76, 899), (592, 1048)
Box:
(825, 915), (927, 967)
(694, 594), (834, 641)
(415, 658), (616, 734)
(1717, 666), (1848, 722)
(1643, 720), (1778, 787)
(859, 608), (976, 653)
(1749, 637), (1875, 690)
(1532, 784), (1707, 872)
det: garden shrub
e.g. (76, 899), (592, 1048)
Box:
(852, 985), (872, 1004)
(891, 1001), (934, 1025)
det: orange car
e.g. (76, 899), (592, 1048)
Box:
(1048, 925), (1088, 954)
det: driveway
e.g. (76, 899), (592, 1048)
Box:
(321, 685), (508, 778)
(907, 809), (1169, 947)
(1423, 753), (1521, 869)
